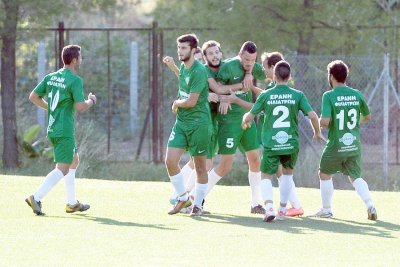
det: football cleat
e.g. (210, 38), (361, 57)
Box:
(190, 205), (203, 216)
(251, 204), (266, 214)
(25, 195), (45, 216)
(367, 206), (377, 221)
(308, 209), (333, 218)
(276, 208), (287, 221)
(286, 207), (304, 217)
(263, 207), (276, 222)
(168, 198), (192, 215)
(66, 201), (90, 213)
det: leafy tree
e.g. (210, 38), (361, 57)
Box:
(0, 0), (117, 168)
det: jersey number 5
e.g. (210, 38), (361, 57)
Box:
(336, 108), (357, 130)
(273, 106), (290, 128)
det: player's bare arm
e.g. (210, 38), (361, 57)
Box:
(172, 92), (200, 113)
(242, 73), (254, 90)
(75, 92), (96, 112)
(163, 56), (180, 78)
(319, 117), (330, 129)
(242, 112), (255, 130)
(220, 91), (254, 111)
(308, 111), (326, 143)
(208, 92), (219, 103)
(208, 78), (244, 94)
(360, 114), (371, 123)
(29, 91), (48, 110)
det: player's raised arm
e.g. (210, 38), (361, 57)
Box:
(163, 56), (180, 78)
(75, 92), (96, 112)
(307, 110), (326, 143)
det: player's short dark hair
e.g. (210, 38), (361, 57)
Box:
(195, 47), (202, 54)
(327, 60), (348, 83)
(274, 60), (291, 81)
(62, 45), (81, 65)
(177, 33), (199, 50)
(262, 52), (284, 67)
(202, 40), (221, 56)
(240, 41), (257, 54)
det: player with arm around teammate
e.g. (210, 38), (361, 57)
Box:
(26, 45), (96, 216)
(242, 60), (324, 222)
(309, 60), (377, 220)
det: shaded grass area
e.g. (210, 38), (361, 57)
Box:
(0, 175), (399, 266)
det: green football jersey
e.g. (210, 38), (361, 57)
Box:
(205, 61), (225, 114)
(176, 60), (210, 125)
(321, 86), (370, 157)
(251, 84), (313, 155)
(216, 57), (266, 122)
(34, 68), (85, 138)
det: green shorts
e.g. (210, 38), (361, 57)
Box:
(167, 122), (210, 157)
(261, 149), (299, 174)
(49, 137), (76, 164)
(207, 113), (219, 159)
(319, 153), (361, 178)
(218, 120), (259, 155)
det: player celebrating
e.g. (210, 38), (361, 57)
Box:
(205, 41), (266, 214)
(242, 60), (323, 222)
(165, 33), (210, 216)
(261, 52), (304, 217)
(310, 60), (377, 220)
(26, 45), (96, 216)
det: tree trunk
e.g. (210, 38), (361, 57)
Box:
(1, 0), (19, 168)
(297, 0), (313, 55)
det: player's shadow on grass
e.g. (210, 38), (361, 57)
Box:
(201, 213), (399, 238)
(48, 214), (177, 230)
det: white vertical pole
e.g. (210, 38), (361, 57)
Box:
(37, 42), (46, 131)
(130, 42), (138, 135)
(383, 54), (389, 189)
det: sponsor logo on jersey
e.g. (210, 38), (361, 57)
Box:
(272, 131), (292, 144)
(339, 132), (356, 146)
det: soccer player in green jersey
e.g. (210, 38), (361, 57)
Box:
(242, 60), (323, 222)
(205, 41), (267, 214)
(165, 34), (210, 216)
(310, 60), (377, 220)
(261, 52), (304, 217)
(163, 40), (249, 209)
(25, 45), (96, 216)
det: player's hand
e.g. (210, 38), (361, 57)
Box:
(241, 120), (252, 130)
(242, 73), (253, 91)
(219, 102), (231, 115)
(313, 133), (327, 144)
(208, 92), (219, 103)
(171, 100), (178, 114)
(163, 56), (176, 68)
(219, 92), (237, 104)
(88, 92), (96, 105)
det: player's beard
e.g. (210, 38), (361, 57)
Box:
(179, 52), (191, 62)
(207, 60), (221, 68)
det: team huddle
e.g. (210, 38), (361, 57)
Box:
(24, 36), (377, 222)
(163, 33), (377, 222)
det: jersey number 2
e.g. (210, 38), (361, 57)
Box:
(273, 106), (290, 128)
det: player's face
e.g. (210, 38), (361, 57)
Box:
(263, 60), (273, 79)
(240, 51), (257, 72)
(194, 51), (204, 62)
(177, 42), (193, 62)
(205, 46), (222, 68)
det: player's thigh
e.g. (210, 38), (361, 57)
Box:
(167, 123), (187, 149)
(280, 150), (299, 171)
(217, 122), (242, 155)
(261, 150), (280, 175)
(319, 153), (343, 175)
(342, 155), (362, 179)
(187, 124), (210, 157)
(50, 137), (76, 164)
(240, 121), (260, 152)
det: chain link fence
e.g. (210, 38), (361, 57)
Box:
(3, 24), (400, 190)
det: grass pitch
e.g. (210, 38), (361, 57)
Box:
(0, 175), (399, 267)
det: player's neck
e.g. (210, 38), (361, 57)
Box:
(64, 64), (77, 74)
(333, 82), (346, 88)
(183, 57), (195, 69)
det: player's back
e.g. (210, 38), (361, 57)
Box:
(322, 86), (369, 156)
(258, 84), (312, 155)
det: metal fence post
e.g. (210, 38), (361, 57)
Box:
(383, 54), (389, 189)
(58, 21), (64, 69)
(152, 21), (159, 163)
